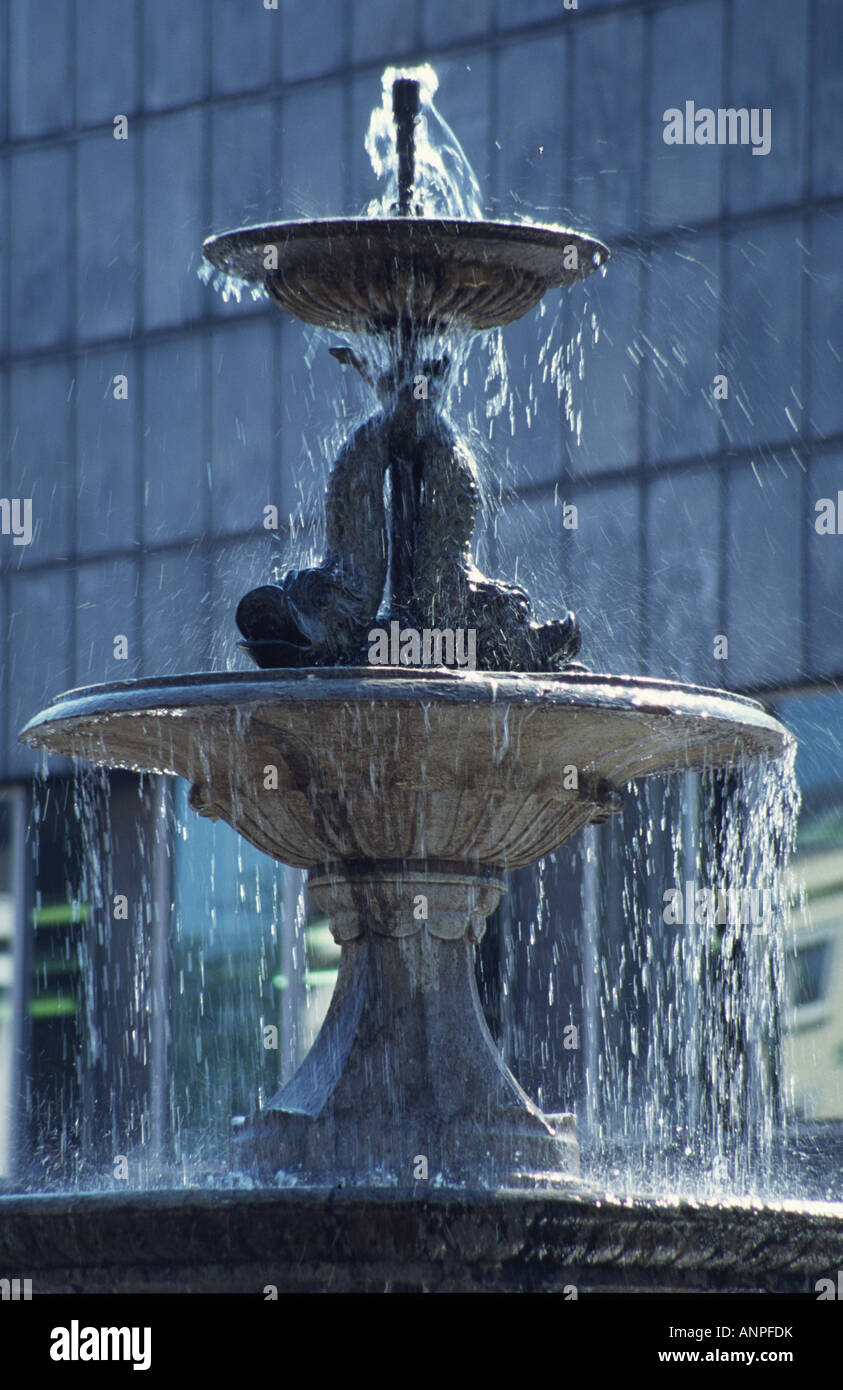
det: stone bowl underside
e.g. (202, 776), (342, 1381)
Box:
(202, 218), (610, 332)
(20, 669), (790, 872)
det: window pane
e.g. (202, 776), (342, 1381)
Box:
(0, 795), (20, 1180)
(775, 690), (843, 1128)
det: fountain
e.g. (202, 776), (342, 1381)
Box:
(10, 69), (843, 1293)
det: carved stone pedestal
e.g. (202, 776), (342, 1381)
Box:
(233, 864), (579, 1186)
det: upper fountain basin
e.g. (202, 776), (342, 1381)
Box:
(20, 669), (790, 872)
(202, 218), (610, 333)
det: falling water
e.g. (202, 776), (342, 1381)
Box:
(492, 750), (804, 1202)
(23, 752), (319, 1192)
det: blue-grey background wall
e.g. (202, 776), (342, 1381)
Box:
(1, 0), (841, 777)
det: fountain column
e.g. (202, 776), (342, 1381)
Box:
(233, 863), (579, 1185)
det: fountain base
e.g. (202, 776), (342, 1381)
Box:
(233, 865), (579, 1186)
(4, 1188), (840, 1294)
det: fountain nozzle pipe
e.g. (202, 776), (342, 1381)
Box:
(392, 78), (421, 217)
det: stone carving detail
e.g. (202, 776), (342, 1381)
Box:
(237, 363), (581, 672)
(236, 412), (390, 669)
(308, 868), (505, 944)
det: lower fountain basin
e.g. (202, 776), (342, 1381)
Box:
(18, 669), (791, 1189)
(19, 668), (791, 870)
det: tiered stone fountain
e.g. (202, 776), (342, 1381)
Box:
(10, 72), (843, 1293)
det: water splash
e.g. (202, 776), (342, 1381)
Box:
(197, 259), (266, 304)
(364, 65), (483, 221)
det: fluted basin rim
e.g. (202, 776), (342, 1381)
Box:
(21, 666), (786, 731)
(20, 667), (790, 759)
(23, 664), (790, 750)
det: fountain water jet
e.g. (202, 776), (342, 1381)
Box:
(21, 71), (793, 1201)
